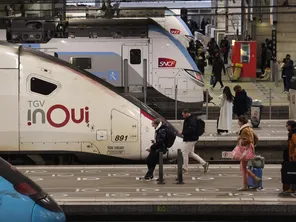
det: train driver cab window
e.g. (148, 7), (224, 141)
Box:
(30, 77), (57, 96)
(69, 57), (92, 70)
(130, 49), (141, 65)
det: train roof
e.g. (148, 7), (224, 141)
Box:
(0, 41), (180, 134)
(67, 17), (159, 27)
(7, 18), (165, 41)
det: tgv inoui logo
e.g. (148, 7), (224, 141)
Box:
(27, 100), (89, 128)
(158, 58), (177, 68)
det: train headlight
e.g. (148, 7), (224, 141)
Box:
(184, 69), (204, 86)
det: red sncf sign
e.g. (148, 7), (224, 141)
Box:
(158, 58), (177, 68)
(170, 29), (181, 34)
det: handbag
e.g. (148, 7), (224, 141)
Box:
(231, 141), (255, 161)
(247, 155), (265, 168)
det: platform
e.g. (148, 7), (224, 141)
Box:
(200, 69), (290, 119)
(168, 119), (287, 162)
(204, 73), (289, 107)
(18, 165), (296, 217)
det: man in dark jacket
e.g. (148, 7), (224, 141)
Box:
(181, 109), (209, 174)
(140, 118), (168, 181)
(219, 36), (230, 64)
(260, 43), (267, 74)
(283, 54), (294, 92)
(210, 52), (226, 90)
(233, 85), (249, 117)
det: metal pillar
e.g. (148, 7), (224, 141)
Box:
(176, 149), (184, 184)
(225, 0), (229, 33)
(241, 0), (246, 40)
(175, 85), (178, 120)
(157, 152), (165, 184)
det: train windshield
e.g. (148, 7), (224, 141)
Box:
(0, 158), (42, 195)
(121, 93), (181, 136)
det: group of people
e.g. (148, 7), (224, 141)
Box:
(187, 39), (207, 75)
(207, 36), (230, 90)
(260, 39), (272, 74)
(217, 85), (251, 135)
(140, 113), (296, 192)
(139, 110), (265, 191)
(140, 109), (209, 181)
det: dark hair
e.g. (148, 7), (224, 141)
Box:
(286, 120), (296, 127)
(182, 109), (190, 114)
(233, 85), (242, 92)
(223, 86), (234, 102)
(238, 115), (248, 125)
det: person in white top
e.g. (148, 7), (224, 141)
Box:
(217, 86), (234, 135)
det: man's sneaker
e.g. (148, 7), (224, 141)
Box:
(203, 162), (209, 173)
(139, 176), (153, 181)
(237, 185), (248, 191)
(182, 168), (188, 175)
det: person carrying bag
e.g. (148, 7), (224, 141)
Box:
(231, 115), (261, 191)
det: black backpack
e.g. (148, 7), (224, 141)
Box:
(165, 126), (177, 148)
(196, 118), (205, 137)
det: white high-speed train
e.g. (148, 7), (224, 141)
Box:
(0, 41), (183, 165)
(6, 18), (205, 118)
(66, 7), (195, 48)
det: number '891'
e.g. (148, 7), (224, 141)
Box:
(114, 135), (128, 141)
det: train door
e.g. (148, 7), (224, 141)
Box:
(122, 44), (149, 97)
(110, 109), (140, 159)
(0, 69), (19, 152)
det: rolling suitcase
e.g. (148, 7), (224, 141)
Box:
(248, 166), (263, 189)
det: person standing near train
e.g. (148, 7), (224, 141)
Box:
(140, 118), (168, 181)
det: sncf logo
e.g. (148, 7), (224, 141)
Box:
(158, 58), (177, 68)
(170, 29), (181, 34)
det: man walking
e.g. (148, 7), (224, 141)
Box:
(181, 109), (209, 174)
(210, 52), (226, 90)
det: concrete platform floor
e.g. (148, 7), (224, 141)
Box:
(17, 164), (295, 204)
(170, 119), (287, 142)
(202, 66), (289, 107)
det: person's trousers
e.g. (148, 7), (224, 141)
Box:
(283, 77), (287, 91)
(223, 51), (229, 64)
(145, 150), (159, 178)
(182, 141), (206, 170)
(285, 74), (293, 92)
(212, 78), (224, 88)
(240, 160), (256, 185)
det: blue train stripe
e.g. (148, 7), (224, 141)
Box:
(164, 10), (193, 36)
(175, 16), (193, 36)
(21, 43), (41, 49)
(55, 52), (120, 56)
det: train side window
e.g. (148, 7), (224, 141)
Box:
(130, 49), (141, 65)
(30, 77), (57, 96)
(70, 57), (92, 69)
